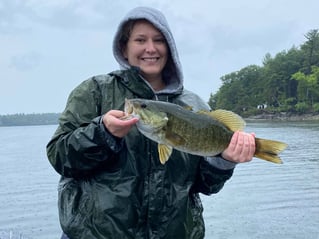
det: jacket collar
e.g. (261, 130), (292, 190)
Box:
(110, 67), (183, 101)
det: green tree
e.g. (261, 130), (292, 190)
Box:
(208, 29), (319, 116)
(210, 65), (263, 114)
(292, 66), (319, 107)
(300, 29), (319, 74)
(262, 48), (303, 106)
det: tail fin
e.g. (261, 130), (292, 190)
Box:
(254, 138), (288, 164)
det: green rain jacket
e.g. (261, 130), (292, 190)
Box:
(47, 68), (234, 239)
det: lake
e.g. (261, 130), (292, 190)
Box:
(0, 122), (318, 239)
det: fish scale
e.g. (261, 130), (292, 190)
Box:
(165, 111), (231, 155)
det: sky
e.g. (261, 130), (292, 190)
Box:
(1, 0), (318, 114)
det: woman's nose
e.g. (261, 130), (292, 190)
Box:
(145, 40), (156, 52)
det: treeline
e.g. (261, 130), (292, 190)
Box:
(209, 29), (319, 117)
(0, 113), (60, 126)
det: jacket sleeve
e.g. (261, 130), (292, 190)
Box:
(192, 156), (234, 195)
(46, 78), (123, 178)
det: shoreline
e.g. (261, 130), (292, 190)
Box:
(245, 112), (319, 121)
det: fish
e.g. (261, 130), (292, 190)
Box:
(124, 98), (288, 165)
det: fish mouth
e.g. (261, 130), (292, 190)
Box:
(124, 98), (133, 115)
(124, 99), (149, 122)
(124, 98), (145, 115)
(124, 98), (145, 121)
(122, 98), (138, 120)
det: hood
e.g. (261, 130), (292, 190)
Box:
(112, 7), (183, 94)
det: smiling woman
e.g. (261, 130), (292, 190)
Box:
(46, 6), (256, 239)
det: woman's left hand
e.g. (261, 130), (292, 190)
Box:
(221, 131), (256, 163)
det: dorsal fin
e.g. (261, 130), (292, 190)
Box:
(205, 109), (246, 132)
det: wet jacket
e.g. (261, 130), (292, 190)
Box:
(46, 68), (234, 239)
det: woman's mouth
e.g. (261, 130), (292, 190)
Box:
(141, 57), (159, 62)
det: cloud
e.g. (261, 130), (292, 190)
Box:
(0, 0), (318, 114)
(10, 52), (42, 71)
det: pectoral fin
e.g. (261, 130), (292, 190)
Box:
(165, 131), (186, 146)
(158, 144), (173, 164)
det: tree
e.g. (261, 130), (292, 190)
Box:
(208, 29), (319, 115)
(292, 66), (319, 107)
(300, 29), (319, 74)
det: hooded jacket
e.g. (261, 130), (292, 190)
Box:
(47, 7), (234, 239)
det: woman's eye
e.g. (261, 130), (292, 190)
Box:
(155, 38), (165, 43)
(135, 38), (145, 43)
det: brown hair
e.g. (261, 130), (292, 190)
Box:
(118, 20), (138, 56)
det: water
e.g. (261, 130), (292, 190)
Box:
(0, 122), (318, 239)
(0, 125), (60, 239)
(202, 121), (319, 239)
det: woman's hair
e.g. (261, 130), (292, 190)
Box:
(118, 20), (137, 56)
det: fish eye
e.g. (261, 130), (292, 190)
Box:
(141, 103), (147, 108)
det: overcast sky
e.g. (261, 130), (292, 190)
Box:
(1, 0), (318, 114)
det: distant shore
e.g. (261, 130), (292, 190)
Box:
(246, 112), (319, 121)
(1, 112), (319, 127)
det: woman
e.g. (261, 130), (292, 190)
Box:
(47, 6), (255, 239)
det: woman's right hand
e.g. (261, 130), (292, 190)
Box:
(102, 110), (139, 138)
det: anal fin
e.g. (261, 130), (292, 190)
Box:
(158, 144), (173, 164)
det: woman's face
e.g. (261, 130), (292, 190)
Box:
(123, 20), (168, 82)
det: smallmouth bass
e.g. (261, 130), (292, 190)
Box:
(124, 98), (287, 165)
